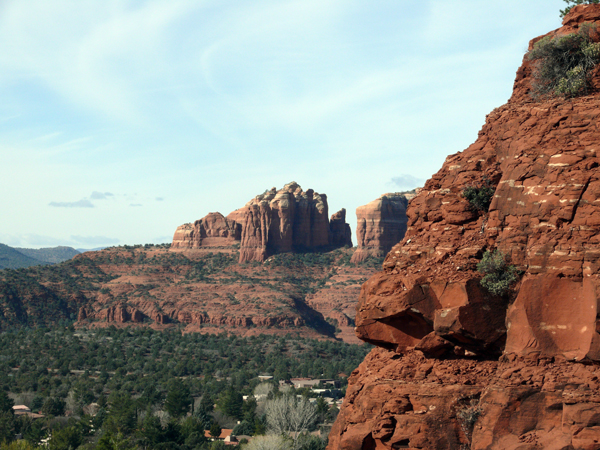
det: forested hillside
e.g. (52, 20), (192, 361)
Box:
(0, 326), (369, 450)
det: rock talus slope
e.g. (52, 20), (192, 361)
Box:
(329, 6), (600, 449)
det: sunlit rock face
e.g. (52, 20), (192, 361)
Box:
(172, 212), (241, 249)
(171, 181), (352, 263)
(237, 182), (349, 263)
(329, 5), (600, 449)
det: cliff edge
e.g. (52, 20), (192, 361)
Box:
(329, 6), (600, 449)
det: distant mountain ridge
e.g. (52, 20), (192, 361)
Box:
(15, 246), (80, 264)
(0, 244), (44, 269)
(0, 244), (80, 269)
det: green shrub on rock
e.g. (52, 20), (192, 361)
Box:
(528, 22), (600, 98)
(462, 179), (495, 213)
(477, 250), (519, 297)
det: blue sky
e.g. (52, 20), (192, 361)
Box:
(0, 0), (567, 249)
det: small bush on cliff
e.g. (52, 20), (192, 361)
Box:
(457, 399), (482, 443)
(528, 22), (600, 98)
(561, 0), (600, 18)
(462, 178), (494, 213)
(477, 250), (518, 297)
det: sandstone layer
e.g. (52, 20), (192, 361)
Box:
(171, 212), (241, 249)
(330, 6), (600, 449)
(351, 192), (413, 264)
(329, 208), (353, 248)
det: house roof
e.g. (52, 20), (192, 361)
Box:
(204, 429), (233, 440)
(13, 405), (30, 411)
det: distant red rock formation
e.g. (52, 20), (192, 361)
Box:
(172, 182), (353, 263)
(328, 208), (353, 248)
(238, 182), (332, 262)
(172, 212), (241, 249)
(351, 192), (415, 263)
(329, 5), (600, 449)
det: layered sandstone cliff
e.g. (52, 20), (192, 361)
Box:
(173, 182), (353, 263)
(329, 208), (353, 248)
(330, 6), (600, 449)
(351, 192), (415, 264)
(63, 244), (373, 342)
(238, 182), (332, 263)
(172, 182), (352, 262)
(171, 212), (241, 249)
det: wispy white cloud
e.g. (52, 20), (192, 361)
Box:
(391, 175), (425, 190)
(49, 199), (94, 208)
(0, 1), (200, 124)
(91, 191), (114, 200)
(0, 0), (567, 247)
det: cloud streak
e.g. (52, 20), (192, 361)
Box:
(90, 191), (114, 199)
(49, 199), (94, 208)
(70, 235), (120, 245)
(0, 0), (567, 248)
(391, 175), (425, 190)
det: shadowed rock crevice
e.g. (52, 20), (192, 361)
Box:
(290, 296), (337, 339)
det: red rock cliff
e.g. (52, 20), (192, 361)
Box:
(329, 6), (600, 449)
(172, 182), (352, 262)
(351, 193), (413, 264)
(329, 208), (353, 248)
(171, 212), (241, 249)
(238, 182), (349, 263)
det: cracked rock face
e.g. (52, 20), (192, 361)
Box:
(329, 5), (600, 449)
(328, 348), (600, 450)
(355, 5), (600, 363)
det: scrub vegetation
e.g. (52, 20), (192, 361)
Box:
(0, 326), (370, 450)
(477, 250), (519, 297)
(528, 22), (600, 98)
